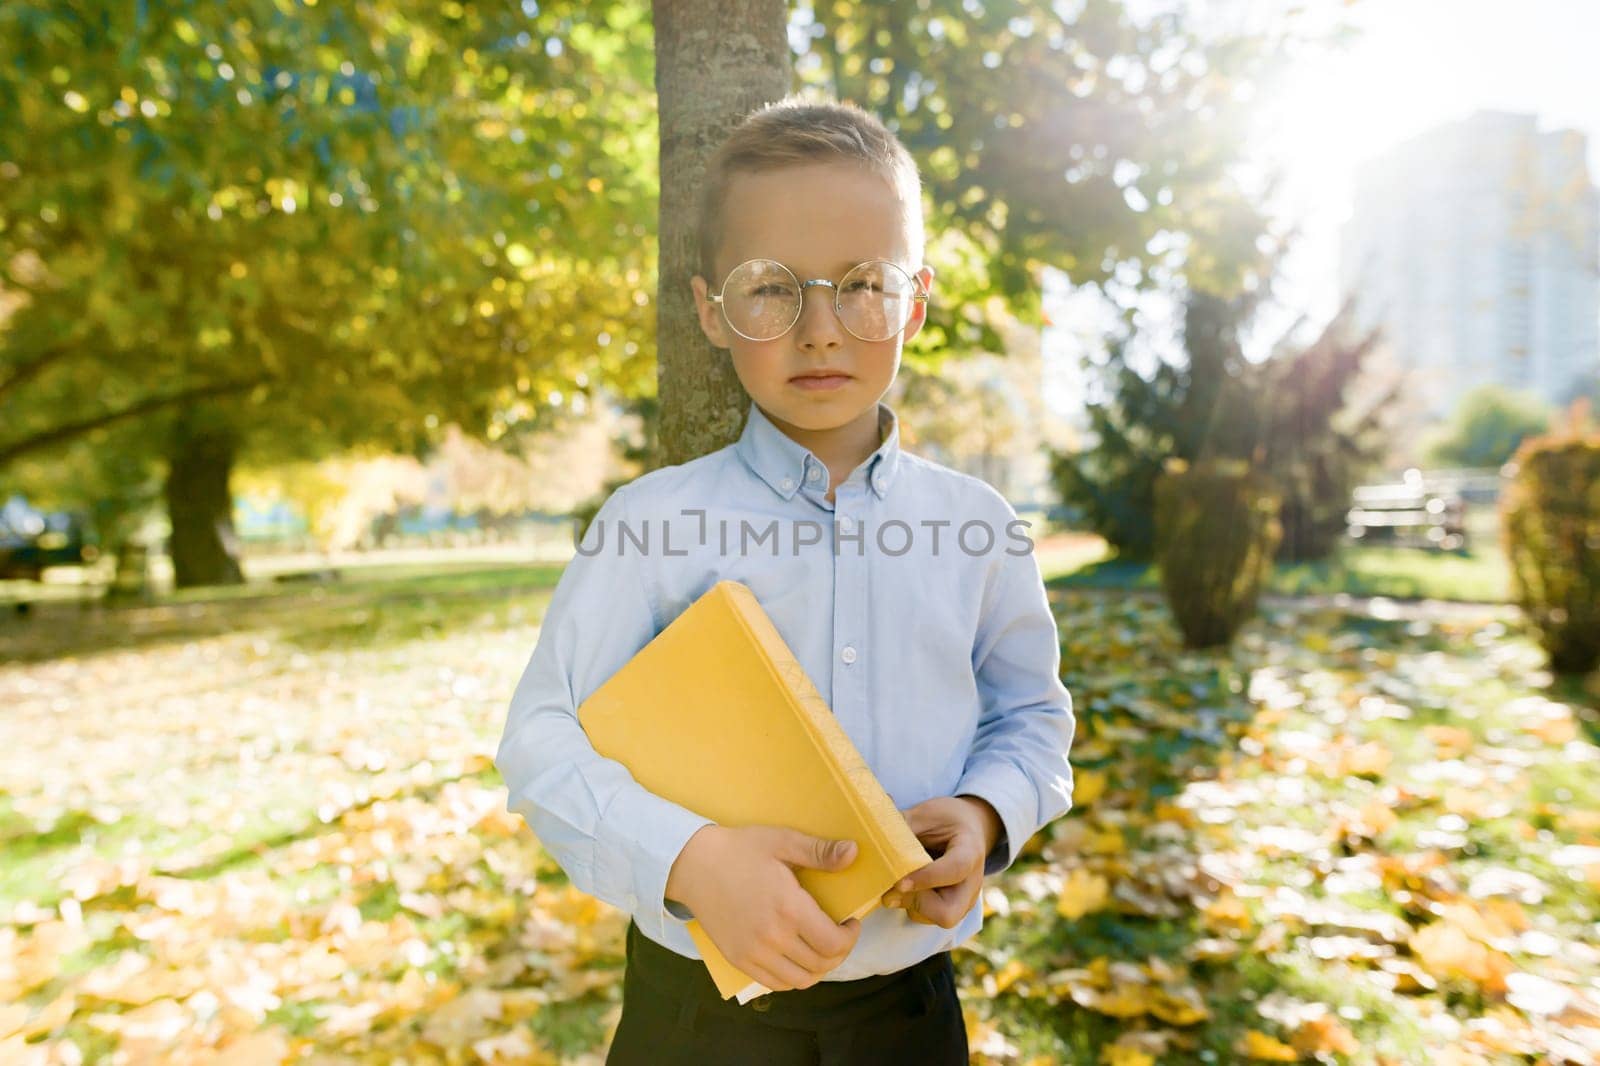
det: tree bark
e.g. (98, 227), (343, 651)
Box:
(165, 409), (245, 588)
(652, 0), (791, 468)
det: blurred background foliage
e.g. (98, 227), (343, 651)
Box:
(1, 0), (1298, 584)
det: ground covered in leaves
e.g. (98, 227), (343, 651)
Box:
(2, 567), (1597, 1064)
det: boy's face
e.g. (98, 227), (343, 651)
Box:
(691, 161), (935, 438)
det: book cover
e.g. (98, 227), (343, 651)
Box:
(576, 579), (929, 1001)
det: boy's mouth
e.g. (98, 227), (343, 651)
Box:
(789, 370), (853, 391)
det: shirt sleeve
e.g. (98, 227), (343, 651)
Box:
(495, 484), (714, 938)
(955, 508), (1076, 875)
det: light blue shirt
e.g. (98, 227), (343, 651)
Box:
(495, 399), (1075, 980)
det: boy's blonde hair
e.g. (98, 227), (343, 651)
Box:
(695, 96), (925, 280)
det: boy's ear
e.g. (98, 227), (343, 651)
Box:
(901, 265), (937, 344)
(690, 274), (732, 350)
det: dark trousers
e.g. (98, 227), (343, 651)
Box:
(606, 920), (970, 1066)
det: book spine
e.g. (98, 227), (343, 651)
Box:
(717, 583), (924, 866)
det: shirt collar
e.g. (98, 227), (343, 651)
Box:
(736, 400), (902, 502)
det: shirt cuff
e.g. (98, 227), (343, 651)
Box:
(594, 787), (714, 934)
(955, 761), (1040, 876)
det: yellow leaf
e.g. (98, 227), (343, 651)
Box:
(1148, 986), (1209, 1026)
(1100, 1046), (1156, 1066)
(1339, 741), (1392, 778)
(1152, 800), (1195, 827)
(421, 987), (504, 1048)
(1072, 769), (1109, 808)
(1084, 825), (1126, 855)
(1358, 798), (1397, 836)
(1524, 708), (1577, 744)
(1433, 899), (1525, 942)
(1056, 868), (1110, 920)
(1200, 890), (1254, 935)
(1071, 738), (1114, 760)
(1442, 786), (1491, 818)
(1423, 724), (1475, 756)
(1291, 1015), (1360, 1057)
(1072, 985), (1150, 1018)
(0, 922), (89, 1001)
(990, 958), (1034, 994)
(1236, 1029), (1300, 1061)
(1409, 922), (1513, 993)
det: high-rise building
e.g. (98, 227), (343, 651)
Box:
(1340, 111), (1600, 417)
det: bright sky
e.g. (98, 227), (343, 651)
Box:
(1041, 0), (1600, 418)
(1255, 0), (1600, 323)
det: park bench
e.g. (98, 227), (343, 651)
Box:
(1345, 476), (1468, 552)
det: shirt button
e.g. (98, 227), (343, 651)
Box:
(806, 467), (822, 482)
(838, 516), (854, 533)
(780, 477), (795, 492)
(841, 646), (857, 665)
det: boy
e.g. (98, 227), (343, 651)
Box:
(495, 97), (1075, 1064)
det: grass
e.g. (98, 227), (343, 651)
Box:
(4, 551), (1595, 1063)
(1051, 542), (1512, 604)
(1046, 506), (1514, 603)
(0, 560), (565, 663)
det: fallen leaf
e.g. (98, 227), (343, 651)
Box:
(1236, 1029), (1299, 1061)
(1073, 768), (1109, 808)
(1056, 868), (1110, 921)
(1291, 1014), (1360, 1057)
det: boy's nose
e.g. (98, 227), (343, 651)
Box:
(794, 284), (844, 350)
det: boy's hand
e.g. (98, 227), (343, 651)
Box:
(880, 796), (1001, 929)
(665, 825), (863, 992)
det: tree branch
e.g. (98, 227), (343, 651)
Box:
(0, 339), (81, 405)
(0, 375), (270, 469)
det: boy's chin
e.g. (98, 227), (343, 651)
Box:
(764, 397), (884, 431)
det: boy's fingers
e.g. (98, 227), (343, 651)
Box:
(908, 889), (964, 928)
(899, 890), (938, 925)
(794, 901), (858, 958)
(775, 830), (858, 872)
(895, 846), (969, 893)
(780, 936), (833, 976)
(740, 959), (790, 994)
(901, 801), (944, 836)
(761, 953), (814, 992)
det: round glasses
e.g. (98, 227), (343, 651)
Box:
(707, 258), (928, 343)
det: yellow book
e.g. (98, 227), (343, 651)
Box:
(576, 579), (929, 1001)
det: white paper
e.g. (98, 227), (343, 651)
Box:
(734, 980), (771, 1004)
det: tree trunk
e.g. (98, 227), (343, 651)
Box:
(653, 0), (790, 468)
(165, 409), (245, 588)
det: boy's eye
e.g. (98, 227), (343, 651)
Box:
(749, 284), (798, 298)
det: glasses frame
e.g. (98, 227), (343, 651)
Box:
(706, 257), (930, 343)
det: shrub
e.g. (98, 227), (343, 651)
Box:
(1155, 458), (1282, 649)
(1052, 291), (1390, 564)
(1501, 413), (1600, 676)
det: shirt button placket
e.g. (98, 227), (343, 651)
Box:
(832, 485), (868, 746)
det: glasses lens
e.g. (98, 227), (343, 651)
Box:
(837, 261), (918, 341)
(721, 260), (800, 341)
